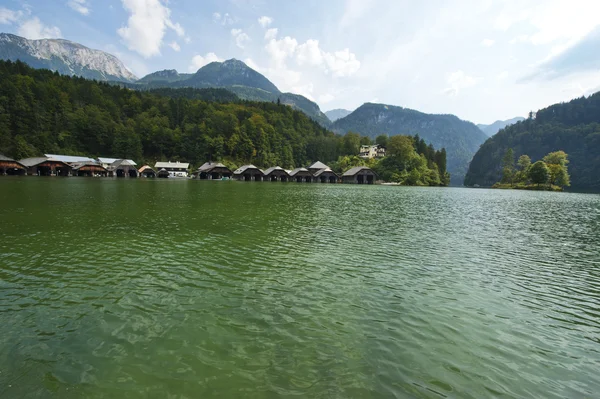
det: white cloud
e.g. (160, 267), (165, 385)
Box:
(497, 71), (509, 80)
(18, 17), (62, 40)
(481, 38), (495, 47)
(291, 82), (315, 101)
(296, 39), (324, 66)
(319, 93), (335, 104)
(67, 0), (90, 16)
(169, 41), (180, 51)
(189, 52), (223, 72)
(0, 7), (22, 24)
(266, 36), (298, 67)
(264, 28), (278, 40)
(213, 11), (235, 25)
(323, 48), (361, 77)
(443, 70), (481, 96)
(258, 16), (273, 28)
(231, 28), (250, 49)
(117, 0), (185, 58)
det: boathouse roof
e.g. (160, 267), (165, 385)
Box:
(109, 159), (137, 169)
(98, 157), (137, 166)
(308, 161), (329, 170)
(263, 166), (289, 176)
(138, 165), (156, 173)
(289, 167), (312, 176)
(72, 162), (108, 171)
(19, 157), (71, 168)
(342, 166), (376, 177)
(44, 154), (95, 164)
(155, 161), (190, 169)
(313, 167), (338, 177)
(198, 162), (229, 172)
(233, 165), (262, 175)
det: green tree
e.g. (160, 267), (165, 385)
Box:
(543, 150), (570, 188)
(375, 134), (388, 148)
(387, 135), (414, 161)
(501, 148), (515, 185)
(342, 132), (361, 156)
(360, 136), (372, 146)
(515, 154), (531, 183)
(528, 161), (549, 186)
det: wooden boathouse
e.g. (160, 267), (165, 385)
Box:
(72, 162), (109, 177)
(0, 154), (26, 175)
(314, 167), (339, 183)
(195, 162), (232, 180)
(138, 165), (157, 178)
(289, 168), (314, 183)
(263, 166), (290, 182)
(233, 165), (264, 181)
(307, 161), (330, 175)
(19, 157), (73, 176)
(341, 166), (377, 184)
(108, 159), (139, 178)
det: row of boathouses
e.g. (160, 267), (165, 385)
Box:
(0, 154), (377, 184)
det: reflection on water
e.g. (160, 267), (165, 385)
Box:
(1, 177), (599, 398)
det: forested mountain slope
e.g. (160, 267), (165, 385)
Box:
(465, 93), (600, 190)
(332, 103), (487, 185)
(0, 60), (342, 169)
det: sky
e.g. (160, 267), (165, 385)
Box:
(1, 0), (599, 124)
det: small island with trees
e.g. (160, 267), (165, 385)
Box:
(492, 148), (570, 191)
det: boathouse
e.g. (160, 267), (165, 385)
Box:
(289, 168), (314, 183)
(341, 166), (377, 184)
(98, 157), (137, 169)
(233, 165), (263, 181)
(0, 154), (26, 175)
(157, 168), (170, 178)
(45, 154), (95, 164)
(263, 166), (290, 182)
(109, 159), (139, 178)
(154, 161), (189, 178)
(307, 161), (330, 175)
(72, 162), (108, 177)
(20, 157), (73, 176)
(314, 167), (339, 183)
(138, 165), (156, 178)
(195, 162), (232, 180)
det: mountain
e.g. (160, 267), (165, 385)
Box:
(137, 69), (192, 84)
(0, 33), (137, 82)
(136, 59), (331, 127)
(465, 93), (600, 190)
(325, 109), (352, 122)
(477, 117), (525, 136)
(331, 103), (488, 185)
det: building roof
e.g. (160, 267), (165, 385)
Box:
(71, 162), (108, 171)
(198, 162), (230, 172)
(98, 157), (137, 166)
(44, 154), (95, 163)
(313, 167), (338, 177)
(233, 164), (262, 175)
(138, 165), (156, 173)
(342, 166), (376, 177)
(110, 159), (137, 168)
(263, 166), (289, 176)
(155, 161), (189, 169)
(289, 167), (311, 176)
(19, 157), (71, 168)
(308, 161), (329, 170)
(0, 153), (14, 161)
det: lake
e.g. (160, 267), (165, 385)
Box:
(1, 177), (599, 398)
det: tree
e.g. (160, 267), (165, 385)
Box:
(360, 136), (372, 146)
(528, 161), (549, 186)
(375, 134), (388, 148)
(515, 154), (531, 183)
(342, 132), (361, 155)
(501, 148), (515, 185)
(543, 151), (570, 188)
(387, 135), (414, 161)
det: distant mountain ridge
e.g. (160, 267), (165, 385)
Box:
(134, 59), (331, 127)
(332, 103), (488, 185)
(477, 117), (525, 136)
(325, 109), (352, 122)
(465, 92), (600, 190)
(0, 33), (137, 82)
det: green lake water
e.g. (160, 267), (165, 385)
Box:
(1, 177), (600, 398)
